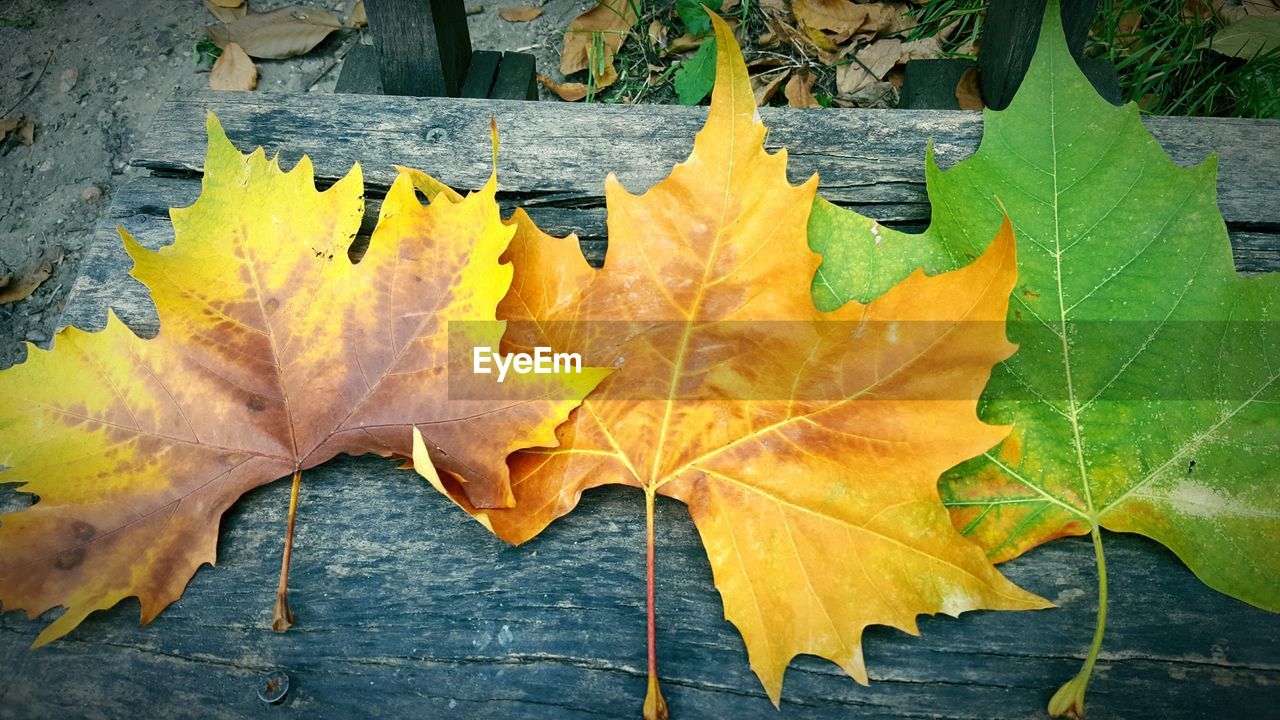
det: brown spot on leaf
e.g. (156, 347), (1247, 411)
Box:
(245, 394), (269, 412)
(71, 520), (96, 541)
(1021, 287), (1040, 300)
(54, 548), (85, 571)
(265, 298), (281, 316)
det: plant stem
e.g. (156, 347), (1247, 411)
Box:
(1048, 525), (1108, 718)
(272, 469), (302, 633)
(642, 487), (668, 720)
(1082, 525), (1109, 680)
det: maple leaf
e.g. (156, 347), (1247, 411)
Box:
(0, 116), (607, 647)
(425, 13), (1048, 714)
(807, 0), (1280, 715)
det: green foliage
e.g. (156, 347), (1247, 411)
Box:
(674, 37), (717, 104)
(1092, 0), (1280, 118)
(677, 0), (713, 37)
(810, 0), (1280, 709)
(192, 38), (223, 68)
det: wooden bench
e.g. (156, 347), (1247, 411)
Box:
(336, 0), (538, 100)
(2, 92), (1278, 717)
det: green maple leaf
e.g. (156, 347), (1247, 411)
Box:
(808, 0), (1280, 715)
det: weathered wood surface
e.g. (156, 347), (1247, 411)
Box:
(59, 91), (1280, 336)
(3, 92), (1278, 717)
(364, 0), (471, 97)
(3, 460), (1279, 719)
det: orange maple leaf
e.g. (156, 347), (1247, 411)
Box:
(0, 117), (607, 646)
(425, 14), (1049, 712)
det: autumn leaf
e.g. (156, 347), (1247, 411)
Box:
(206, 6), (344, 59)
(808, 1), (1280, 715)
(560, 0), (639, 90)
(209, 42), (258, 91)
(0, 115), (606, 647)
(425, 13), (1048, 713)
(499, 5), (543, 23)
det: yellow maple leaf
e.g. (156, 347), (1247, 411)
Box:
(424, 13), (1049, 712)
(0, 115), (607, 647)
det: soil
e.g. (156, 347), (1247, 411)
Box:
(0, 0), (593, 369)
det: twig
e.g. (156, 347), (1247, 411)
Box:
(2, 50), (54, 119)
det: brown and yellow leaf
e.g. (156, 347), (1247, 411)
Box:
(751, 68), (789, 106)
(538, 73), (590, 101)
(784, 64), (821, 107)
(560, 0), (639, 89)
(209, 42), (258, 91)
(0, 115), (606, 647)
(205, 0), (249, 23)
(427, 13), (1047, 707)
(955, 65), (982, 109)
(350, 0), (368, 27)
(206, 6), (344, 59)
(499, 5), (543, 22)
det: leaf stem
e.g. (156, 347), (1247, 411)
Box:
(1083, 526), (1108, 678)
(1048, 525), (1108, 718)
(272, 469), (302, 633)
(642, 487), (668, 720)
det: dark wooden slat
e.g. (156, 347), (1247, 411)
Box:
(899, 59), (975, 110)
(334, 43), (385, 95)
(460, 49), (501, 99)
(364, 0), (471, 97)
(128, 93), (1280, 229)
(2, 459), (1278, 719)
(980, 0), (1103, 109)
(490, 51), (538, 101)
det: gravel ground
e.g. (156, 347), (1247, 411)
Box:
(0, 0), (590, 368)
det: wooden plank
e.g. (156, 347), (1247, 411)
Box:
(128, 93), (1280, 229)
(12, 92), (1280, 717)
(61, 173), (1280, 339)
(2, 458), (1278, 718)
(979, 0), (1113, 109)
(334, 43), (385, 95)
(460, 49), (501, 99)
(899, 59), (974, 110)
(491, 52), (538, 101)
(364, 0), (471, 97)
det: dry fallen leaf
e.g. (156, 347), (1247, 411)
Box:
(428, 13), (1046, 711)
(751, 68), (789, 105)
(206, 6), (345, 59)
(784, 64), (821, 107)
(648, 19), (669, 49)
(538, 73), (590, 101)
(836, 39), (897, 94)
(350, 0), (368, 27)
(792, 0), (888, 42)
(0, 249), (61, 305)
(209, 42), (258, 91)
(204, 0), (248, 23)
(499, 5), (543, 22)
(560, 0), (638, 90)
(666, 32), (705, 54)
(0, 114), (605, 647)
(0, 117), (20, 141)
(955, 65), (982, 109)
(1212, 0), (1280, 24)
